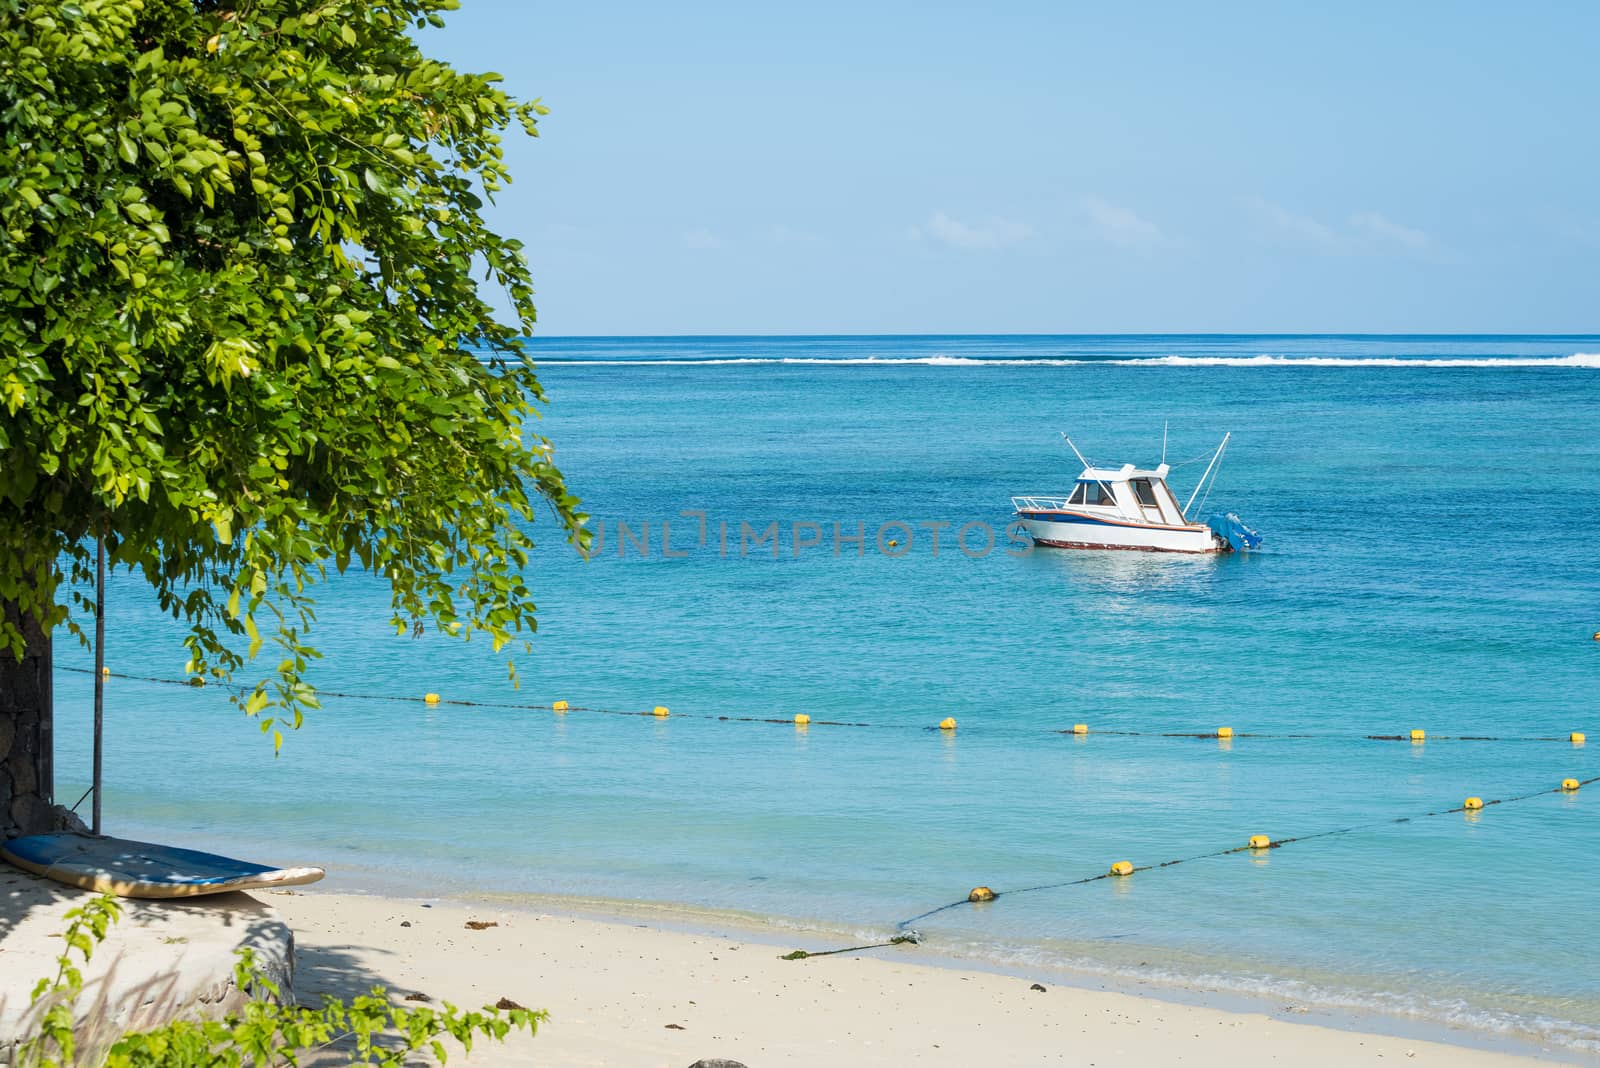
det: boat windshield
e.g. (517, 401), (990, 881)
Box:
(1069, 481), (1117, 506)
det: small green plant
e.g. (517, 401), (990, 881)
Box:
(18, 895), (124, 1066)
(17, 896), (543, 1067)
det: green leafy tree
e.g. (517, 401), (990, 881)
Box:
(0, 0), (585, 827)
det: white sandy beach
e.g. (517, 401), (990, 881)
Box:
(272, 891), (1562, 1067)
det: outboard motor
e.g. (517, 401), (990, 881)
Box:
(1207, 513), (1262, 552)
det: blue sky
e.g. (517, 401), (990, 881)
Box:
(428, 2), (1599, 334)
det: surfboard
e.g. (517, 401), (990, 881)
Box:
(0, 833), (325, 899)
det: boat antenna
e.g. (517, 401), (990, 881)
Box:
(1161, 421), (1168, 465)
(1059, 431), (1091, 470)
(1183, 432), (1231, 517)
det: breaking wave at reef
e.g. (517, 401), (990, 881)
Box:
(528, 352), (1600, 368)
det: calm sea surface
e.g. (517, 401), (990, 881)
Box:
(54, 335), (1600, 1053)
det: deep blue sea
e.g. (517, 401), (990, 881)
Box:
(54, 335), (1600, 1054)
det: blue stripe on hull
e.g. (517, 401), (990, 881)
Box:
(1021, 511), (1113, 525)
(1019, 510), (1191, 530)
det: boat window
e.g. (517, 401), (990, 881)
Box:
(1154, 480), (1186, 520)
(1131, 479), (1158, 507)
(1075, 481), (1116, 506)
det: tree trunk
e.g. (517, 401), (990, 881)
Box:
(1, 598), (53, 839)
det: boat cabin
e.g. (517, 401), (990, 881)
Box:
(1062, 463), (1190, 526)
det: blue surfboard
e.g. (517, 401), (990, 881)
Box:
(1, 833), (324, 898)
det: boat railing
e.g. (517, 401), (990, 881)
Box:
(1011, 495), (1074, 512)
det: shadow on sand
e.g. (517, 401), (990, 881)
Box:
(0, 868), (400, 1062)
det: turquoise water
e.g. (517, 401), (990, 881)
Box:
(53, 335), (1600, 1052)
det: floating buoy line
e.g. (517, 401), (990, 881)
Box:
(779, 772), (1598, 961)
(60, 666), (1592, 964)
(62, 666), (1592, 745)
(882, 771), (1599, 937)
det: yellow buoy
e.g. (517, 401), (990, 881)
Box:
(100, 666), (111, 678)
(653, 705), (670, 718)
(1409, 729), (1425, 742)
(1072, 723), (1089, 735)
(1463, 796), (1484, 810)
(794, 713), (810, 726)
(1593, 631), (1600, 641)
(1109, 860), (1134, 877)
(939, 717), (957, 730)
(1248, 835), (1272, 850)
(1561, 778), (1581, 792)
(1216, 727), (1233, 739)
(968, 886), (996, 902)
(1573, 732), (1587, 745)
(552, 700), (570, 712)
(423, 692), (440, 705)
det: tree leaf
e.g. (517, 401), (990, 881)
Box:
(0, 0), (584, 756)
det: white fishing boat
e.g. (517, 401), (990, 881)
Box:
(1011, 432), (1260, 554)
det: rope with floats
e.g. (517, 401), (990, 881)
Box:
(890, 773), (1600, 932)
(58, 668), (1590, 963)
(61, 666), (1591, 745)
(774, 773), (1595, 960)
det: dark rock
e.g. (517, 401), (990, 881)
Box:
(687, 1060), (749, 1068)
(495, 997), (526, 1011)
(0, 601), (51, 842)
(664, 1023), (685, 1030)
(8, 752), (37, 799)
(400, 921), (412, 927)
(404, 992), (431, 1002)
(49, 804), (87, 833)
(1030, 983), (1047, 992)
(9, 793), (51, 836)
(465, 920), (498, 930)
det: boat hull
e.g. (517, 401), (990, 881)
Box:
(1017, 512), (1225, 554)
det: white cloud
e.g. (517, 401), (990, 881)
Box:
(1251, 198), (1343, 250)
(1082, 197), (1165, 249)
(910, 211), (1032, 250)
(683, 228), (724, 250)
(1250, 199), (1433, 257)
(1348, 210), (1430, 252)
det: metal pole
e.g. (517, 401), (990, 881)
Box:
(93, 534), (105, 835)
(1183, 432), (1231, 516)
(1059, 432), (1092, 470)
